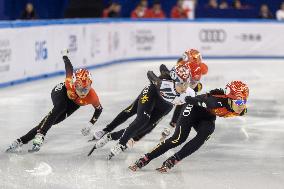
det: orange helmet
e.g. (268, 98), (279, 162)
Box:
(73, 69), (92, 96)
(182, 49), (202, 64)
(200, 62), (208, 75)
(188, 62), (202, 82)
(225, 81), (249, 100)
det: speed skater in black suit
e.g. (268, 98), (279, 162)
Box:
(90, 49), (207, 142)
(88, 51), (208, 159)
(6, 49), (103, 153)
(129, 80), (249, 172)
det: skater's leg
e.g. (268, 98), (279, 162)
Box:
(108, 85), (157, 158)
(19, 116), (48, 144)
(129, 118), (192, 171)
(133, 102), (173, 142)
(146, 120), (192, 161)
(109, 129), (125, 140)
(103, 98), (138, 133)
(155, 120), (215, 172)
(174, 120), (215, 161)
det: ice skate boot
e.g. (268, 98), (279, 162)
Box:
(89, 130), (107, 142)
(6, 139), (23, 153)
(28, 133), (44, 153)
(128, 155), (150, 171)
(88, 133), (111, 156)
(107, 143), (126, 160)
(156, 155), (179, 173)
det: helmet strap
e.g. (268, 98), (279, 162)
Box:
(228, 98), (233, 109)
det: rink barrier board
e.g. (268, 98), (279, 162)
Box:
(1, 56), (284, 89)
(0, 19), (283, 88)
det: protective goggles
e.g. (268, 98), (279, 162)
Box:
(232, 99), (247, 106)
(75, 85), (90, 95)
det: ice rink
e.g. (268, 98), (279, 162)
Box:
(0, 59), (284, 189)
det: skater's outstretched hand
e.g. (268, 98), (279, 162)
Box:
(126, 138), (136, 148)
(81, 122), (93, 136)
(160, 122), (176, 141)
(61, 49), (69, 56)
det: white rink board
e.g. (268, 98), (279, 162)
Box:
(0, 59), (283, 189)
(169, 22), (284, 56)
(0, 20), (284, 85)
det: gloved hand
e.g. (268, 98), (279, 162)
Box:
(81, 122), (93, 136)
(126, 138), (136, 148)
(61, 49), (69, 56)
(160, 123), (176, 141)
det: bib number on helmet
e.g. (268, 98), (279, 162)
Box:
(183, 104), (193, 116)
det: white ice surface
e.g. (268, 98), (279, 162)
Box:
(0, 59), (284, 189)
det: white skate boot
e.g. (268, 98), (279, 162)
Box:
(94, 130), (107, 140)
(88, 130), (108, 142)
(87, 133), (112, 156)
(107, 143), (127, 160)
(28, 133), (44, 153)
(96, 133), (111, 148)
(6, 139), (23, 153)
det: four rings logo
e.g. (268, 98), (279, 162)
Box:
(199, 29), (226, 43)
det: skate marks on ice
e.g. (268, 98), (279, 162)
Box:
(25, 162), (52, 176)
(8, 153), (52, 176)
(0, 154), (52, 189)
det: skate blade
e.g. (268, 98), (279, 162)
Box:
(6, 149), (20, 153)
(107, 153), (114, 160)
(87, 145), (97, 156)
(88, 137), (98, 142)
(28, 149), (40, 153)
(128, 165), (138, 172)
(156, 166), (168, 173)
(28, 146), (40, 153)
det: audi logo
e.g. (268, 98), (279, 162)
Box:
(199, 29), (226, 43)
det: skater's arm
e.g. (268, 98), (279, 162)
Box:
(170, 105), (183, 125)
(185, 94), (219, 109)
(81, 104), (103, 136)
(63, 56), (73, 78)
(159, 64), (171, 79)
(147, 71), (162, 87)
(89, 89), (103, 124)
(90, 104), (103, 124)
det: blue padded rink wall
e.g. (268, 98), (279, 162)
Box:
(0, 19), (284, 189)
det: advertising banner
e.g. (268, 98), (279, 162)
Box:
(0, 20), (283, 86)
(169, 22), (284, 57)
